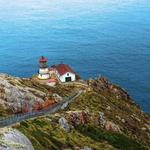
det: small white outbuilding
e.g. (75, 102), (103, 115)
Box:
(55, 64), (76, 82)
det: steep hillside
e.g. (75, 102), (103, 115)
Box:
(0, 74), (84, 117)
(0, 74), (150, 150)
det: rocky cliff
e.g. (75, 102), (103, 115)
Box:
(0, 74), (150, 150)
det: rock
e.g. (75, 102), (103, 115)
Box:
(115, 115), (125, 124)
(53, 93), (63, 102)
(54, 113), (61, 117)
(99, 112), (106, 128)
(91, 77), (131, 101)
(106, 106), (111, 111)
(69, 110), (89, 127)
(145, 124), (150, 131)
(69, 111), (81, 127)
(104, 121), (121, 132)
(134, 117), (141, 122)
(115, 115), (121, 120)
(91, 77), (110, 91)
(59, 117), (71, 132)
(141, 127), (147, 131)
(72, 146), (80, 150)
(0, 74), (46, 113)
(83, 146), (92, 150)
(147, 133), (150, 139)
(99, 112), (121, 132)
(121, 119), (125, 123)
(0, 128), (34, 150)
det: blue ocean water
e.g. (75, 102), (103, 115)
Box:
(0, 0), (150, 112)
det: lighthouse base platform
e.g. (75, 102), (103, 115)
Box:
(38, 74), (50, 80)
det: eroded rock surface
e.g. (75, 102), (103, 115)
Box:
(90, 76), (131, 101)
(0, 128), (34, 150)
(0, 74), (46, 113)
(59, 117), (72, 132)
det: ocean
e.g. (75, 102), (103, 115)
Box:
(0, 0), (149, 112)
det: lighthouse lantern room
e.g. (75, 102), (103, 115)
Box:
(38, 56), (50, 80)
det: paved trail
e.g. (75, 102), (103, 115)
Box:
(0, 90), (83, 128)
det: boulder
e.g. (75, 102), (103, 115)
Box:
(104, 121), (121, 132)
(99, 112), (106, 128)
(0, 74), (46, 113)
(53, 93), (63, 102)
(0, 128), (34, 150)
(90, 77), (131, 101)
(69, 110), (89, 127)
(59, 117), (71, 132)
(83, 146), (92, 150)
(106, 105), (111, 111)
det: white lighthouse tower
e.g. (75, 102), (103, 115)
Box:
(38, 56), (50, 80)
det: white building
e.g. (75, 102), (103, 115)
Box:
(54, 64), (76, 82)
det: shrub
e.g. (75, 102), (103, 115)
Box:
(77, 125), (146, 150)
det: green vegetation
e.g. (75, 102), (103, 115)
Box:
(0, 105), (11, 118)
(15, 118), (114, 150)
(0, 76), (149, 150)
(13, 86), (149, 149)
(78, 125), (146, 150)
(14, 113), (148, 150)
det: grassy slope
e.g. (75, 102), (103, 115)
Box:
(0, 105), (12, 118)
(0, 76), (149, 149)
(15, 118), (115, 150)
(0, 78), (85, 118)
(14, 89), (149, 150)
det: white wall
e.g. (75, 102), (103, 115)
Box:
(59, 72), (76, 82)
(39, 68), (49, 74)
(38, 74), (50, 80)
(55, 70), (60, 78)
(38, 68), (50, 79)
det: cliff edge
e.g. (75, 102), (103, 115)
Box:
(0, 74), (149, 150)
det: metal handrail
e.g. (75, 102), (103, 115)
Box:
(0, 91), (82, 128)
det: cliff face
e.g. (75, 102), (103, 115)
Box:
(0, 74), (46, 114)
(0, 74), (83, 116)
(0, 74), (64, 115)
(0, 74), (150, 150)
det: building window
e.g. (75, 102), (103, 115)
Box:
(67, 73), (69, 76)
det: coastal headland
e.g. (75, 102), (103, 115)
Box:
(0, 73), (149, 150)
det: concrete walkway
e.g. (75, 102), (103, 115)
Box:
(0, 90), (83, 128)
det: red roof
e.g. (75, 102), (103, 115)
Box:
(56, 64), (75, 76)
(39, 56), (47, 62)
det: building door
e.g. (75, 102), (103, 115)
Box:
(65, 77), (72, 82)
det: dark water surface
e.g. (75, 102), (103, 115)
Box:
(0, 0), (150, 112)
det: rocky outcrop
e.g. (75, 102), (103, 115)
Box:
(53, 93), (63, 102)
(0, 74), (48, 114)
(99, 112), (121, 132)
(0, 73), (149, 149)
(104, 121), (121, 132)
(99, 112), (106, 128)
(83, 146), (92, 150)
(59, 117), (72, 132)
(68, 110), (89, 127)
(90, 77), (131, 101)
(0, 128), (34, 150)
